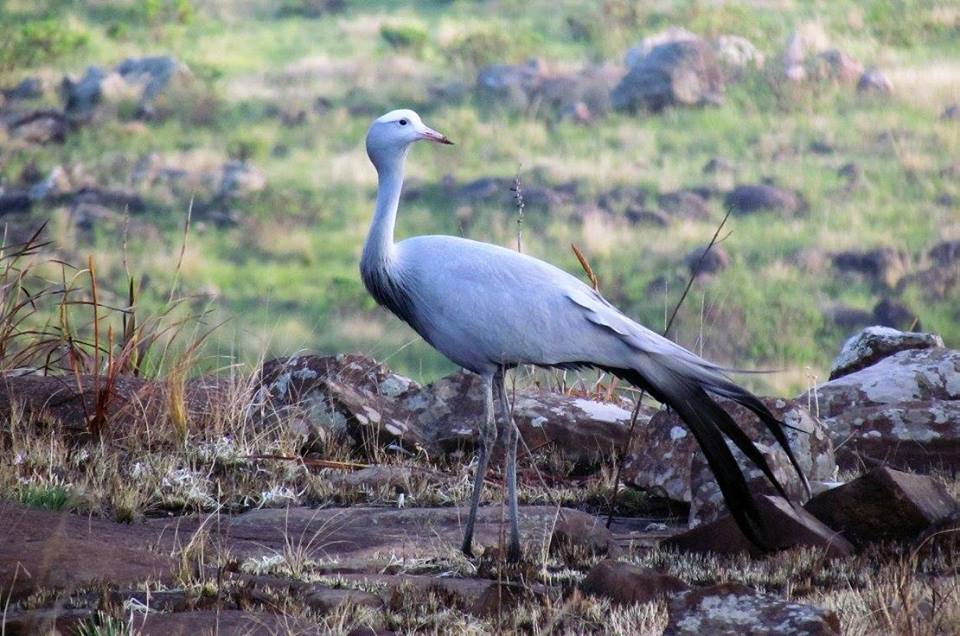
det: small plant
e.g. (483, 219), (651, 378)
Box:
(16, 480), (70, 510)
(0, 19), (87, 78)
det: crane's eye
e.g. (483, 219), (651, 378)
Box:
(398, 119), (408, 126)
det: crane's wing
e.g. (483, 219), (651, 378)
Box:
(393, 235), (808, 548)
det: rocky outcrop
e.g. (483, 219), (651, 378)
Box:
(832, 246), (910, 289)
(62, 56), (192, 119)
(256, 354), (648, 463)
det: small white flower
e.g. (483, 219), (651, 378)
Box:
(13, 452), (24, 466)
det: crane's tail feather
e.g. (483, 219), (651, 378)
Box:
(602, 353), (807, 550)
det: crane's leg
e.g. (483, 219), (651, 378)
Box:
(461, 372), (497, 557)
(494, 372), (522, 562)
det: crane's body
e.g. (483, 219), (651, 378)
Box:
(360, 109), (807, 561)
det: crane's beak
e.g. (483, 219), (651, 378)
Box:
(420, 126), (454, 145)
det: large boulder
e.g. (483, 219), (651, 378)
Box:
(829, 326), (944, 380)
(804, 467), (959, 548)
(664, 582), (841, 635)
(612, 38), (724, 111)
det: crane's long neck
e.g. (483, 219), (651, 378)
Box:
(362, 158), (405, 272)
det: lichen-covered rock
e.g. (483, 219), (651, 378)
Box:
(829, 326), (944, 380)
(623, 398), (834, 506)
(255, 355), (649, 463)
(724, 184), (807, 216)
(808, 348), (960, 419)
(805, 467), (959, 547)
(665, 582), (841, 635)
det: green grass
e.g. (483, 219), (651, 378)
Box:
(0, 0), (958, 392)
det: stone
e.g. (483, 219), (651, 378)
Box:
(624, 27), (699, 67)
(664, 495), (854, 558)
(942, 104), (959, 120)
(858, 68), (893, 94)
(829, 326), (944, 380)
(612, 38), (724, 112)
(219, 160), (267, 198)
(8, 110), (69, 144)
(305, 586), (384, 613)
(0, 190), (32, 215)
(623, 398), (835, 506)
(549, 511), (621, 559)
(658, 190), (712, 220)
(135, 610), (320, 636)
(580, 559), (689, 605)
(688, 440), (810, 527)
(712, 35), (764, 73)
(831, 246), (909, 289)
(4, 76), (44, 101)
(807, 348), (960, 419)
(0, 608), (93, 635)
(684, 244), (730, 277)
(724, 184), (806, 216)
(476, 59), (618, 118)
(61, 66), (108, 117)
(929, 240), (960, 266)
(255, 354), (648, 464)
(27, 165), (73, 201)
(782, 22), (832, 82)
(822, 303), (873, 331)
(872, 297), (920, 331)
(62, 56), (192, 119)
(812, 49), (864, 83)
(0, 502), (175, 602)
(664, 582), (841, 635)
(805, 467), (960, 547)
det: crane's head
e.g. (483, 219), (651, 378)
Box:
(366, 109), (453, 171)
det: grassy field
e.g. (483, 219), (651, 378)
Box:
(1, 0), (958, 393)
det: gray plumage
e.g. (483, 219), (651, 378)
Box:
(361, 109), (808, 561)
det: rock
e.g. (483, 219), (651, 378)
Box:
(838, 161), (863, 185)
(900, 261), (960, 302)
(0, 502), (175, 601)
(624, 27), (700, 67)
(811, 49), (864, 83)
(858, 68), (893, 94)
(829, 326), (944, 380)
(62, 56), (191, 119)
(724, 184), (806, 216)
(612, 38), (724, 112)
(823, 401), (960, 471)
(0, 608), (93, 635)
(806, 347), (960, 418)
(27, 165), (73, 201)
(822, 303), (873, 331)
(549, 511), (621, 559)
(306, 586), (384, 613)
(580, 559), (689, 605)
(658, 190), (712, 220)
(872, 297), (920, 331)
(623, 398), (835, 506)
(664, 495), (854, 558)
(688, 440), (809, 527)
(712, 35), (765, 73)
(135, 610), (321, 636)
(219, 159), (267, 198)
(256, 354), (649, 464)
(942, 104), (959, 120)
(703, 157), (735, 174)
(782, 22), (832, 81)
(4, 76), (44, 100)
(683, 244), (730, 277)
(476, 59), (618, 118)
(449, 176), (578, 214)
(7, 109), (69, 144)
(664, 582), (841, 635)
(805, 467), (960, 548)
(929, 239), (960, 266)
(831, 246), (909, 289)
(0, 190), (32, 215)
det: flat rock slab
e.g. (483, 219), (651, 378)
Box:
(580, 559), (689, 605)
(804, 467), (960, 547)
(134, 609), (322, 636)
(146, 505), (595, 561)
(665, 583), (840, 635)
(0, 502), (176, 601)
